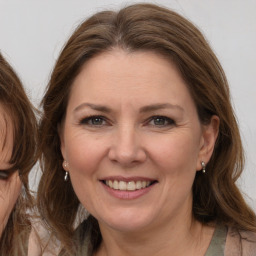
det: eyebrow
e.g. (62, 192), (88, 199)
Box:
(73, 102), (184, 113)
(139, 103), (184, 113)
(74, 103), (112, 113)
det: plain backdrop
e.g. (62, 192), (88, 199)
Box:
(0, 0), (255, 209)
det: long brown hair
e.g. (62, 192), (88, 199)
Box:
(0, 52), (38, 255)
(38, 3), (256, 253)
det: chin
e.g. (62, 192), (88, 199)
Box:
(97, 210), (156, 233)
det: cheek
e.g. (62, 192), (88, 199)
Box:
(148, 134), (200, 212)
(64, 134), (106, 177)
(148, 132), (201, 175)
(64, 136), (103, 210)
(0, 173), (21, 215)
(11, 176), (22, 204)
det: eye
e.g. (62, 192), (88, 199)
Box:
(79, 115), (107, 126)
(148, 116), (175, 127)
(0, 167), (17, 180)
(0, 170), (9, 180)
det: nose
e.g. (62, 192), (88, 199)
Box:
(108, 125), (147, 167)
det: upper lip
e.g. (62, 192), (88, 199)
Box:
(100, 176), (157, 182)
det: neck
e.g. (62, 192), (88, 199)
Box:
(95, 214), (214, 256)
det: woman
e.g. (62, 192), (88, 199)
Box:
(0, 52), (37, 255)
(37, 3), (256, 255)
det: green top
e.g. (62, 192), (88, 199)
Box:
(205, 225), (227, 256)
(59, 222), (227, 256)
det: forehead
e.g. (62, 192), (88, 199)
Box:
(68, 49), (195, 111)
(73, 49), (181, 87)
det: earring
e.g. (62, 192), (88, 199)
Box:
(63, 160), (68, 170)
(201, 161), (206, 173)
(64, 171), (69, 181)
(63, 160), (69, 181)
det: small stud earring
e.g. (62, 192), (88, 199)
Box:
(201, 161), (206, 173)
(63, 160), (68, 170)
(64, 171), (69, 181)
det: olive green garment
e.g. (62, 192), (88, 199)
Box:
(205, 225), (227, 256)
(59, 222), (228, 256)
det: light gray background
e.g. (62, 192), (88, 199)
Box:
(0, 0), (255, 209)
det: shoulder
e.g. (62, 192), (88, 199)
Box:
(58, 219), (93, 256)
(239, 229), (256, 256)
(28, 219), (60, 256)
(225, 227), (256, 256)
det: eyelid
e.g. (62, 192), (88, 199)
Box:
(78, 114), (175, 127)
(146, 115), (176, 126)
(0, 167), (17, 180)
(0, 170), (9, 179)
(79, 115), (109, 126)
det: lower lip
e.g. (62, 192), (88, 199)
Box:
(102, 182), (156, 200)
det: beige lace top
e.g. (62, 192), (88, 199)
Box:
(205, 225), (256, 255)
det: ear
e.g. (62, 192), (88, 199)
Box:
(196, 115), (219, 171)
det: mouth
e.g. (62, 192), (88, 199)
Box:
(101, 179), (157, 191)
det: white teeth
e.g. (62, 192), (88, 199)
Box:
(113, 180), (119, 190)
(119, 181), (127, 190)
(127, 181), (136, 191)
(105, 180), (152, 191)
(136, 181), (142, 189)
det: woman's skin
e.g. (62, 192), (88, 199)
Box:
(60, 49), (219, 256)
(0, 173), (21, 236)
(0, 105), (21, 237)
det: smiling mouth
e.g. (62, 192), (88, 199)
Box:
(102, 180), (157, 191)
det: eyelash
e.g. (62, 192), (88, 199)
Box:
(78, 115), (175, 127)
(146, 116), (175, 127)
(0, 167), (18, 180)
(79, 115), (107, 126)
(0, 170), (9, 180)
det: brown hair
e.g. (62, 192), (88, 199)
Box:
(0, 52), (38, 255)
(37, 3), (256, 253)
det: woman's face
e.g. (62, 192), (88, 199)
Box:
(60, 49), (218, 233)
(0, 105), (21, 235)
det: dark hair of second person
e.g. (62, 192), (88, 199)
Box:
(0, 52), (37, 255)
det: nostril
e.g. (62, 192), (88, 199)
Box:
(108, 147), (146, 165)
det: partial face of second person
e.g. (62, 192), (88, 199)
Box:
(0, 105), (21, 235)
(60, 49), (218, 233)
